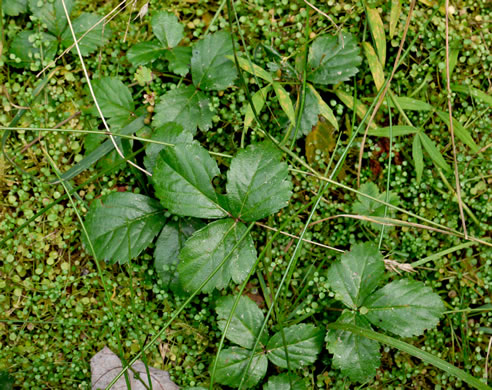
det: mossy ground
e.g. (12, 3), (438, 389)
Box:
(0, 0), (491, 388)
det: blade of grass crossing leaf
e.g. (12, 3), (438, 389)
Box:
(362, 42), (385, 90)
(105, 221), (256, 390)
(307, 84), (338, 130)
(273, 82), (296, 125)
(335, 89), (378, 129)
(326, 323), (490, 390)
(418, 132), (452, 172)
(209, 199), (318, 388)
(365, 5), (386, 66)
(436, 110), (479, 152)
(42, 147), (133, 389)
(51, 116), (145, 184)
(389, 0), (401, 39)
(441, 49), (459, 83)
(451, 84), (492, 107)
(412, 134), (424, 184)
(244, 85), (272, 130)
(226, 55), (273, 83)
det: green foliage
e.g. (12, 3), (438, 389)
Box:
(152, 141), (227, 219)
(82, 192), (165, 264)
(307, 33), (362, 85)
(127, 11), (183, 66)
(326, 243), (445, 382)
(263, 374), (305, 390)
(153, 86), (214, 133)
(2, 0), (28, 16)
(352, 182), (399, 229)
(8, 0), (110, 69)
(225, 142), (292, 221)
(91, 77), (135, 128)
(214, 296), (323, 388)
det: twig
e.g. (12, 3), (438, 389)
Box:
(356, 0), (416, 187)
(445, 0), (468, 238)
(20, 111), (81, 153)
(303, 0), (339, 30)
(60, 0), (151, 178)
(486, 336), (492, 381)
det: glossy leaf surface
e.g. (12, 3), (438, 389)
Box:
(153, 85), (213, 133)
(364, 279), (445, 337)
(152, 141), (227, 218)
(308, 33), (362, 85)
(327, 242), (385, 309)
(225, 142), (292, 221)
(83, 192), (165, 264)
(326, 312), (381, 382)
(216, 295), (268, 349)
(266, 324), (323, 369)
(191, 31), (237, 90)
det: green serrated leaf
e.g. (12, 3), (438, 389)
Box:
(152, 141), (227, 219)
(298, 87), (320, 137)
(216, 295), (268, 349)
(191, 31), (237, 90)
(127, 41), (167, 66)
(91, 77), (135, 128)
(307, 84), (339, 130)
(154, 219), (201, 292)
(28, 0), (73, 36)
(368, 125), (420, 137)
(3, 0), (28, 16)
(327, 242), (385, 309)
(61, 13), (112, 56)
(308, 33), (362, 85)
(165, 46), (192, 76)
(326, 312), (381, 383)
(263, 374), (305, 390)
(83, 192), (165, 264)
(266, 323), (323, 369)
(214, 347), (268, 389)
(244, 85), (272, 130)
(412, 134), (424, 184)
(153, 85), (213, 133)
(143, 122), (193, 173)
(178, 219), (257, 293)
(225, 142), (292, 221)
(152, 11), (184, 49)
(364, 279), (445, 337)
(227, 56), (274, 83)
(418, 132), (452, 173)
(8, 30), (58, 69)
(352, 183), (399, 230)
(436, 110), (479, 152)
(273, 82), (296, 125)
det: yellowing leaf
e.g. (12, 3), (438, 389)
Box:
(305, 119), (336, 165)
(272, 82), (296, 125)
(244, 85), (271, 130)
(389, 0), (401, 39)
(226, 55), (273, 83)
(307, 84), (338, 130)
(366, 6), (386, 66)
(335, 89), (378, 129)
(362, 42), (385, 91)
